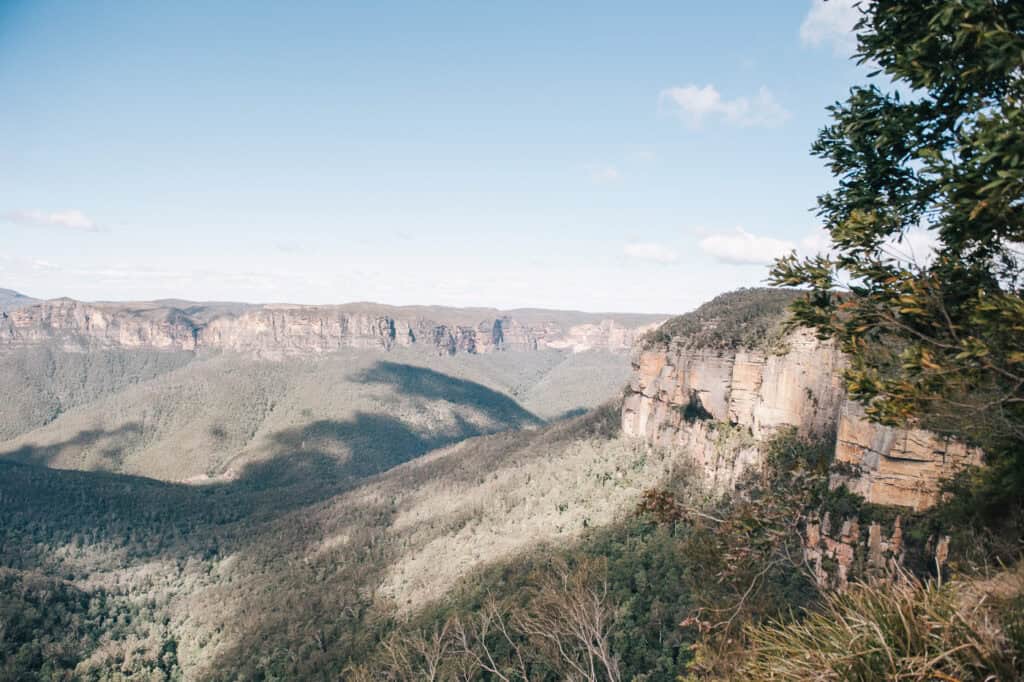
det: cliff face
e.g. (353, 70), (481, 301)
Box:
(621, 330), (845, 490)
(832, 400), (983, 511)
(1, 299), (201, 351)
(622, 329), (981, 509)
(0, 298), (662, 357)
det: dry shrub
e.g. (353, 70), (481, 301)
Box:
(739, 566), (1024, 681)
(367, 557), (622, 681)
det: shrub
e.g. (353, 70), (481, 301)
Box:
(642, 289), (799, 352)
(740, 568), (1024, 682)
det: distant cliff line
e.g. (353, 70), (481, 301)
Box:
(0, 296), (666, 356)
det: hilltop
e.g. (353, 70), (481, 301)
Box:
(0, 288), (40, 312)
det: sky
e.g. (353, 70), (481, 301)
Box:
(0, 0), (865, 314)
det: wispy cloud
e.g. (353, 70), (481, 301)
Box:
(800, 0), (859, 56)
(624, 242), (678, 265)
(5, 209), (103, 232)
(628, 147), (657, 163)
(884, 228), (940, 267)
(275, 241), (303, 254)
(699, 227), (795, 265)
(703, 223), (941, 269)
(659, 84), (790, 129)
(585, 164), (621, 184)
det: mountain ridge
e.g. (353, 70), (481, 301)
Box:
(0, 288), (40, 313)
(1, 294), (667, 356)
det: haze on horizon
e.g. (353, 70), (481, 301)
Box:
(1, 1), (862, 314)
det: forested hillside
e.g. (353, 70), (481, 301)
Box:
(4, 0), (1024, 679)
(0, 402), (679, 679)
(3, 285), (1022, 680)
(0, 346), (630, 482)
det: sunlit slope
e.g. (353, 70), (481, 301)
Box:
(0, 346), (630, 482)
(0, 346), (196, 441)
(0, 402), (680, 678)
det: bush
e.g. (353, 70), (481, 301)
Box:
(740, 568), (1024, 682)
(643, 288), (799, 352)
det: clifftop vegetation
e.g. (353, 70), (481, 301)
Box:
(773, 0), (1024, 545)
(642, 288), (799, 352)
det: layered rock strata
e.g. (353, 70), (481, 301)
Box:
(622, 329), (981, 509)
(804, 513), (952, 590)
(0, 298), (663, 356)
(621, 330), (845, 490)
(832, 400), (983, 511)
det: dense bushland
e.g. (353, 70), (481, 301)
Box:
(642, 288), (799, 352)
(362, 426), (1024, 681)
(0, 400), (673, 680)
(0, 346), (195, 441)
(0, 346), (630, 482)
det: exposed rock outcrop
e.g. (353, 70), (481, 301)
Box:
(804, 513), (917, 590)
(832, 400), (983, 511)
(0, 298), (664, 357)
(0, 298), (200, 351)
(803, 512), (955, 590)
(621, 329), (846, 490)
(622, 328), (981, 509)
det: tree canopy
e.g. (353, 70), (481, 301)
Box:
(771, 0), (1024, 495)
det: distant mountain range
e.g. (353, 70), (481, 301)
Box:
(0, 289), (666, 356)
(0, 287), (663, 486)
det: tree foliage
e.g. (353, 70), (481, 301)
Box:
(643, 288), (799, 352)
(771, 1), (1024, 487)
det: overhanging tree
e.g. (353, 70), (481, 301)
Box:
(770, 0), (1024, 500)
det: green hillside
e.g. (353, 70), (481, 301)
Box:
(0, 403), (674, 679)
(0, 346), (631, 483)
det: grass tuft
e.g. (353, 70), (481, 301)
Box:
(740, 567), (1024, 681)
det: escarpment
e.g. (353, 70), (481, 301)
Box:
(622, 328), (846, 491)
(831, 400), (983, 511)
(0, 298), (663, 357)
(622, 290), (982, 510)
(0, 298), (203, 350)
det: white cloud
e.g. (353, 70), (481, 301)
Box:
(628, 147), (657, 162)
(275, 241), (303, 254)
(624, 242), (679, 265)
(5, 209), (102, 232)
(800, 0), (859, 56)
(586, 164), (621, 183)
(883, 226), (940, 266)
(699, 227), (796, 265)
(660, 84), (790, 128)
(798, 223), (940, 266)
(799, 227), (833, 256)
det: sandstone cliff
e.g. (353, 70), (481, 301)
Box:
(622, 329), (846, 490)
(1, 298), (201, 351)
(621, 294), (981, 510)
(831, 400), (982, 511)
(0, 298), (663, 357)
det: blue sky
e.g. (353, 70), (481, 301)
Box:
(0, 1), (862, 313)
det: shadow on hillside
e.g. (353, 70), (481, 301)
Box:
(554, 407), (589, 421)
(0, 361), (554, 674)
(249, 411), (478, 489)
(355, 361), (541, 428)
(0, 362), (544, 562)
(0, 376), (614, 679)
(0, 409), (482, 552)
(2, 423), (143, 468)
